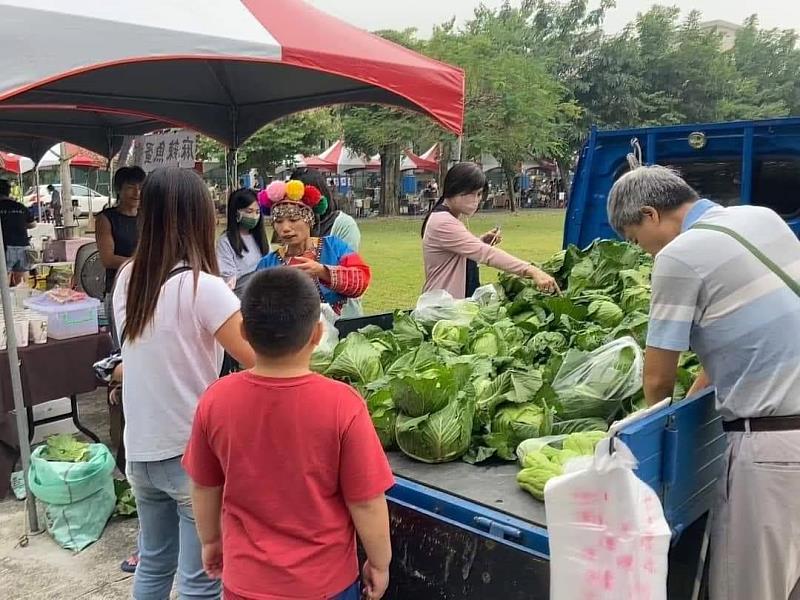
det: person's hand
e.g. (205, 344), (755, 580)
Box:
(108, 385), (122, 406)
(481, 228), (502, 246)
(527, 268), (560, 294)
(290, 256), (330, 282)
(201, 540), (223, 579)
(361, 560), (389, 600)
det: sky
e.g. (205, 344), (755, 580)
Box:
(306, 0), (800, 36)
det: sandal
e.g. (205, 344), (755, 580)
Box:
(120, 552), (139, 573)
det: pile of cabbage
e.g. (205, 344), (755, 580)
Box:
(313, 240), (700, 467)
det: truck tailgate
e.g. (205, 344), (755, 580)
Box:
(388, 452), (547, 527)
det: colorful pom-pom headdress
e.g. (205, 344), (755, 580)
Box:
(259, 179), (329, 216)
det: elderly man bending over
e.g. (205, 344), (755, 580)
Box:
(607, 165), (800, 600)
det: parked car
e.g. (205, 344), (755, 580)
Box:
(23, 184), (110, 216)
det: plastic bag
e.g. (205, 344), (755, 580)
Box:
(552, 337), (643, 421)
(471, 284), (501, 306)
(316, 303), (340, 355)
(545, 438), (671, 600)
(28, 443), (116, 551)
(411, 290), (479, 327)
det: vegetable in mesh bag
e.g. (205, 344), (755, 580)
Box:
(552, 337), (643, 421)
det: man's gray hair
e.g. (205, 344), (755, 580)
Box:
(607, 165), (699, 235)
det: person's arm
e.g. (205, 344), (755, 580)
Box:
(191, 483), (224, 579)
(215, 312), (255, 369)
(348, 495), (391, 600)
(686, 368), (712, 398)
(182, 400), (226, 579)
(95, 213), (129, 270)
(327, 252), (371, 298)
(427, 213), (556, 290)
(215, 237), (238, 289)
(645, 253), (704, 405)
(644, 347), (681, 406)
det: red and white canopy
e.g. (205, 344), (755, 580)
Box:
(0, 0), (465, 147)
(303, 140), (366, 174)
(0, 151), (33, 175)
(401, 146), (439, 173)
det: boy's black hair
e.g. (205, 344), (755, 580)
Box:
(241, 267), (321, 357)
(0, 179), (10, 196)
(113, 166), (146, 198)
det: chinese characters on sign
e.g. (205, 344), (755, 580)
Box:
(138, 131), (197, 172)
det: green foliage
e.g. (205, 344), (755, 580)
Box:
(40, 434), (90, 463)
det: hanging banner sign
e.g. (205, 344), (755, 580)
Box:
(135, 131), (197, 172)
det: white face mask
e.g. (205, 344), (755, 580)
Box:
(448, 192), (481, 217)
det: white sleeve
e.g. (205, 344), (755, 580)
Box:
(196, 274), (241, 335)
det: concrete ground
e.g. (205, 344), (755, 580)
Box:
(0, 390), (139, 599)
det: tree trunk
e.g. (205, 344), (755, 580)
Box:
(437, 140), (451, 188)
(502, 164), (517, 213)
(380, 142), (401, 216)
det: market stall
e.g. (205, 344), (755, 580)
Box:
(0, 0), (465, 534)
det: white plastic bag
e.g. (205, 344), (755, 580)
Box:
(315, 303), (339, 355)
(471, 283), (501, 306)
(551, 336), (644, 421)
(545, 438), (671, 600)
(411, 290), (479, 327)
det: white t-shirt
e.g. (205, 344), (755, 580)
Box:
(113, 263), (240, 462)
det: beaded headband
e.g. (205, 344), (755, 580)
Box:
(270, 202), (314, 228)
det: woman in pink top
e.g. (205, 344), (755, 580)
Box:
(422, 163), (557, 299)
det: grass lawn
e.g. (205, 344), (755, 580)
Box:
(357, 209), (565, 313)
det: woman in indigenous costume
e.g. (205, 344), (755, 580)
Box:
(256, 179), (371, 315)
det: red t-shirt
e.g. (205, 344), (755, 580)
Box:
(183, 372), (394, 600)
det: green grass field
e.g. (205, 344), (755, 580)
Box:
(357, 210), (565, 313)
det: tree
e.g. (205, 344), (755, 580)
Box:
(195, 109), (340, 175)
(340, 29), (442, 216)
(427, 8), (579, 210)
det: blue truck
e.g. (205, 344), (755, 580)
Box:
(340, 118), (800, 599)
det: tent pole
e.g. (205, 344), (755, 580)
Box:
(0, 222), (39, 533)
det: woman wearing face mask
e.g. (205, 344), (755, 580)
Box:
(256, 179), (371, 315)
(217, 188), (270, 296)
(422, 162), (558, 299)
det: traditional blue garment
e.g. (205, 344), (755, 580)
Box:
(256, 236), (359, 312)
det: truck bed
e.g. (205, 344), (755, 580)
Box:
(388, 451), (547, 527)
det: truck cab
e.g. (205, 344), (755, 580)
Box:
(567, 117), (800, 248)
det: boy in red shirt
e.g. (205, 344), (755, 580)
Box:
(183, 267), (394, 600)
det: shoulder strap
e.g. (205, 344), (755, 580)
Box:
(691, 223), (800, 299)
(118, 266), (193, 346)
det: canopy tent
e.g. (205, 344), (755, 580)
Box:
(0, 152), (33, 175)
(303, 140), (366, 174)
(0, 134), (62, 165)
(0, 105), (178, 160)
(366, 154), (381, 172)
(401, 148), (438, 173)
(0, 0), (465, 148)
(0, 0), (466, 534)
(419, 143), (441, 164)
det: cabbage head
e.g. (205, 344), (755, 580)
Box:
(391, 362), (471, 418)
(587, 299), (624, 328)
(431, 320), (470, 353)
(395, 398), (474, 463)
(487, 403), (553, 460)
(366, 388), (396, 450)
(469, 327), (507, 357)
(325, 333), (383, 385)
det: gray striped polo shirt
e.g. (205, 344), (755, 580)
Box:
(647, 199), (800, 420)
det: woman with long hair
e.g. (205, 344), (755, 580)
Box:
(217, 187), (269, 296)
(113, 167), (254, 599)
(421, 162), (558, 299)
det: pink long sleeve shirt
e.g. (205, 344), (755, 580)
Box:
(422, 211), (532, 299)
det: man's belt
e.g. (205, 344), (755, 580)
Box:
(722, 416), (800, 432)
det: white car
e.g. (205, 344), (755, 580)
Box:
(23, 184), (110, 216)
